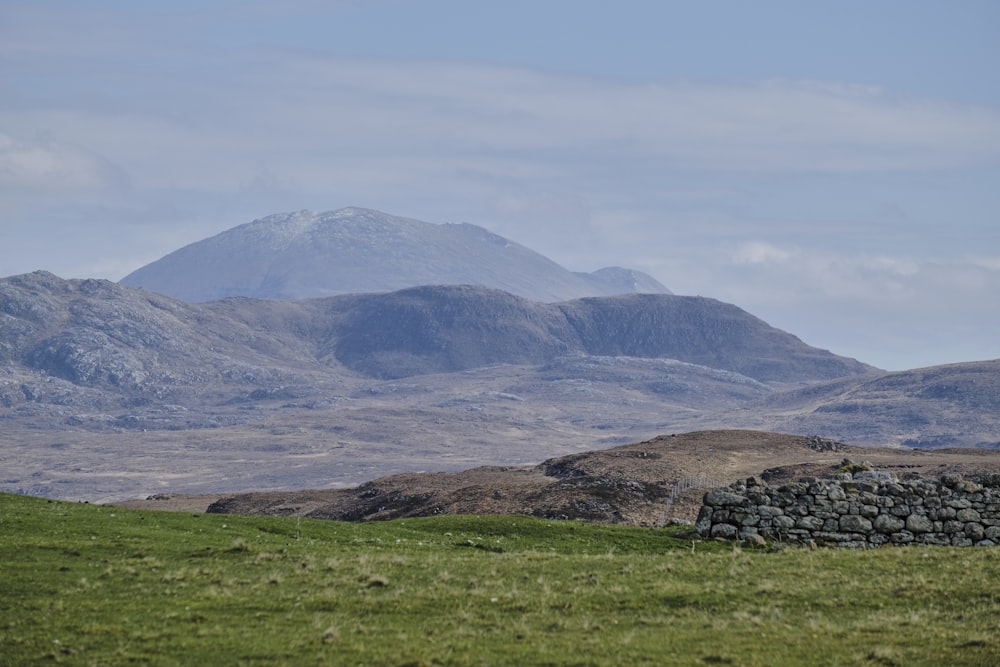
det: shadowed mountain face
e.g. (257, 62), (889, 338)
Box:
(119, 208), (671, 302)
(327, 286), (873, 382)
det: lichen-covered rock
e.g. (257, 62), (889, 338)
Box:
(703, 490), (748, 507)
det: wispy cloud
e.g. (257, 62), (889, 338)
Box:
(5, 46), (1000, 200)
(0, 132), (121, 191)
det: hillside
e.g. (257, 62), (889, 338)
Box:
(738, 360), (1000, 448)
(189, 430), (1000, 525)
(119, 207), (671, 302)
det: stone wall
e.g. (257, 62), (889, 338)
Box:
(695, 472), (1000, 547)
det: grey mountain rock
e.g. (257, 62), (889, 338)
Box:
(119, 207), (672, 302)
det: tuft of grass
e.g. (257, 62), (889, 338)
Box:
(2, 492), (999, 665)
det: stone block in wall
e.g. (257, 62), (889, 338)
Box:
(840, 515), (873, 532)
(873, 514), (905, 534)
(796, 516), (824, 531)
(956, 508), (981, 522)
(758, 505), (783, 519)
(858, 482), (881, 495)
(891, 531), (915, 544)
(710, 523), (738, 539)
(695, 506), (713, 536)
(965, 523), (985, 541)
(943, 520), (965, 534)
(869, 533), (890, 546)
(704, 490), (747, 507)
(905, 514), (934, 533)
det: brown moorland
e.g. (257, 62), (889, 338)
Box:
(120, 430), (1000, 525)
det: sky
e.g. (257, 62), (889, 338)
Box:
(1, 0), (998, 371)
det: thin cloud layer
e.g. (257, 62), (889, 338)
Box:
(0, 133), (120, 191)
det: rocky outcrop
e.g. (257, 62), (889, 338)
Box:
(696, 472), (1000, 547)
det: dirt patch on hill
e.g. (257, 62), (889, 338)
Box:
(117, 430), (1000, 525)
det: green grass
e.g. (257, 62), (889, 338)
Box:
(2, 493), (998, 666)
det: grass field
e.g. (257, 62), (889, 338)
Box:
(2, 492), (998, 666)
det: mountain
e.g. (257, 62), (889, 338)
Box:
(1, 273), (865, 402)
(6, 270), (999, 504)
(119, 207), (672, 302)
(737, 360), (1000, 449)
(326, 286), (873, 382)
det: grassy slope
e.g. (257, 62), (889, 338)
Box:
(2, 492), (998, 666)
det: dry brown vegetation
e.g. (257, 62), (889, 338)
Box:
(121, 430), (1000, 525)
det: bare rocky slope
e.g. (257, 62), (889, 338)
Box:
(119, 207), (671, 302)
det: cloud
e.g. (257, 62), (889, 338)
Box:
(971, 256), (1000, 272)
(0, 132), (120, 191)
(6, 48), (1000, 202)
(727, 241), (937, 302)
(731, 241), (798, 266)
(679, 244), (1000, 369)
(237, 56), (1000, 173)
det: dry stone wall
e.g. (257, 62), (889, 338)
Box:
(695, 472), (1000, 547)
